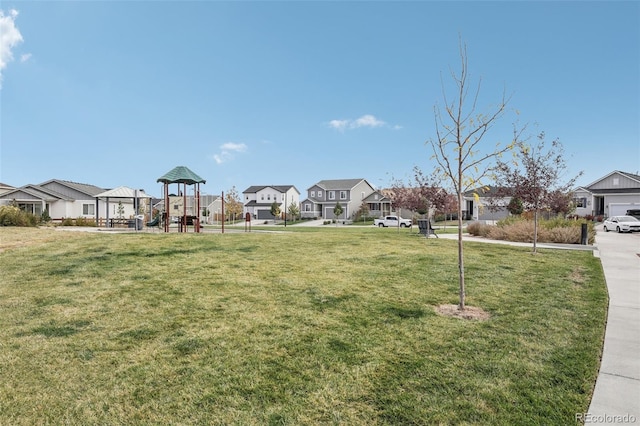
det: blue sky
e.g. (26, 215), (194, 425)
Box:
(1, 1), (638, 198)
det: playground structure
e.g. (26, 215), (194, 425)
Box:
(157, 166), (206, 233)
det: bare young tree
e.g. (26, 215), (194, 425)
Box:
(429, 42), (523, 311)
(494, 132), (583, 253)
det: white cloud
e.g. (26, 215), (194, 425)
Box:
(328, 114), (397, 131)
(20, 53), (31, 63)
(353, 114), (385, 128)
(213, 142), (248, 164)
(0, 9), (24, 85)
(220, 142), (247, 153)
(328, 119), (350, 131)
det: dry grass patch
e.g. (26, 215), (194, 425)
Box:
(435, 304), (491, 321)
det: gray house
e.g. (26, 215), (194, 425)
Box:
(573, 171), (640, 218)
(300, 178), (382, 220)
(463, 186), (512, 222)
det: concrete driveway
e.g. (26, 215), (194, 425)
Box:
(587, 226), (640, 424)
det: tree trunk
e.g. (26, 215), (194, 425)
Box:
(457, 190), (465, 310)
(533, 209), (538, 253)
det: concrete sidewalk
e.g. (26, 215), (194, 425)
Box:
(588, 228), (640, 424)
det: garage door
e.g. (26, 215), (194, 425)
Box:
(257, 209), (275, 219)
(609, 204), (631, 217)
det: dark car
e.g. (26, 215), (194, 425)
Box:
(626, 209), (640, 220)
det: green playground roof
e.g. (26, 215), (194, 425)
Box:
(157, 166), (206, 185)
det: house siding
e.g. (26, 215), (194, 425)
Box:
(40, 181), (101, 200)
(302, 179), (376, 219)
(243, 185), (300, 220)
(574, 172), (640, 217)
(590, 173), (638, 191)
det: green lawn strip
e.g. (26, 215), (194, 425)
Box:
(0, 228), (607, 424)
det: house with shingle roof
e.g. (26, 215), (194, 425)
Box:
(300, 178), (385, 220)
(0, 182), (15, 195)
(0, 179), (139, 221)
(572, 171), (640, 218)
(242, 185), (300, 220)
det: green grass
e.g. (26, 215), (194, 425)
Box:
(0, 227), (607, 425)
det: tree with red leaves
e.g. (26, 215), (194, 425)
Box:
(494, 132), (583, 253)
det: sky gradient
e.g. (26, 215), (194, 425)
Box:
(1, 1), (638, 198)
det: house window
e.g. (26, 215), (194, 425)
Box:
(267, 194), (271, 200)
(261, 194), (264, 200)
(613, 178), (619, 186)
(329, 191), (335, 200)
(82, 204), (95, 215)
(318, 191), (322, 198)
(340, 191), (347, 200)
(304, 204), (311, 212)
(573, 197), (587, 208)
(311, 191), (315, 197)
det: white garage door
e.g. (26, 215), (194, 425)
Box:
(609, 204), (630, 217)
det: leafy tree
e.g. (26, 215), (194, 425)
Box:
(548, 189), (575, 217)
(392, 168), (447, 235)
(40, 208), (51, 223)
(507, 196), (524, 215)
(224, 186), (243, 222)
(494, 131), (582, 252)
(428, 41), (522, 310)
(356, 201), (370, 222)
(333, 202), (343, 224)
(287, 201), (300, 221)
(436, 193), (459, 223)
(414, 167), (448, 233)
(270, 201), (281, 222)
(116, 201), (125, 219)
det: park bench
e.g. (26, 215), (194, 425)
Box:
(417, 219), (438, 238)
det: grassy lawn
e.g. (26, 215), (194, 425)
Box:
(0, 227), (607, 425)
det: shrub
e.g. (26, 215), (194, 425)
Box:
(466, 221), (489, 236)
(0, 206), (38, 227)
(475, 217), (595, 244)
(40, 209), (51, 223)
(75, 217), (97, 227)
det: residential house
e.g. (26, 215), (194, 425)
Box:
(243, 185), (300, 220)
(300, 179), (385, 220)
(202, 195), (223, 223)
(0, 179), (151, 223)
(0, 182), (14, 196)
(463, 186), (512, 222)
(573, 171), (640, 218)
(0, 179), (113, 219)
(362, 190), (393, 218)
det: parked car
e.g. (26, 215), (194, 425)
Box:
(373, 216), (412, 228)
(626, 209), (640, 220)
(603, 215), (640, 233)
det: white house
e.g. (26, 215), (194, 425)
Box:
(243, 185), (300, 220)
(0, 179), (109, 219)
(0, 179), (147, 223)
